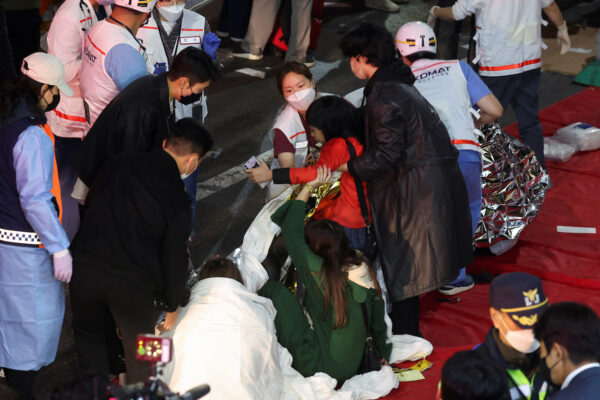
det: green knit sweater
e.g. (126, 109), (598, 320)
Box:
(272, 200), (391, 381)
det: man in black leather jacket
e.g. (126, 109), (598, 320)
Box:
(338, 23), (473, 336)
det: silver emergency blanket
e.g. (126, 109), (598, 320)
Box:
(474, 123), (552, 247)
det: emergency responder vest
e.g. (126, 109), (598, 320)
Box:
(469, 0), (547, 77)
(266, 104), (310, 200)
(506, 368), (548, 400)
(46, 0), (105, 138)
(410, 59), (480, 153)
(0, 118), (62, 247)
(80, 19), (146, 133)
(137, 9), (208, 122)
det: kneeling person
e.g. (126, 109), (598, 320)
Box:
(70, 118), (213, 383)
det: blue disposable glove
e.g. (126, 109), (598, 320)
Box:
(202, 32), (221, 60)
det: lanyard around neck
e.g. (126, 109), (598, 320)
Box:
(108, 15), (147, 53)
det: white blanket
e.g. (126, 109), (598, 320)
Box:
(163, 186), (433, 399)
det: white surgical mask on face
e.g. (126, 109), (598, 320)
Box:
(158, 3), (185, 22)
(180, 157), (198, 180)
(498, 316), (540, 354)
(286, 87), (316, 111)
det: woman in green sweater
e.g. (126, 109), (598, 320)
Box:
(259, 166), (391, 382)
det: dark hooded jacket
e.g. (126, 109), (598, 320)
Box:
(347, 60), (473, 302)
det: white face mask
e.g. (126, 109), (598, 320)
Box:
(158, 3), (185, 22)
(498, 316), (540, 354)
(180, 157), (197, 180)
(286, 87), (316, 111)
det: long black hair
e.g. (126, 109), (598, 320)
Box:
(305, 218), (381, 329)
(0, 74), (45, 120)
(305, 95), (365, 144)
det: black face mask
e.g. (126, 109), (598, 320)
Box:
(538, 356), (560, 391)
(179, 91), (202, 105)
(44, 93), (61, 112)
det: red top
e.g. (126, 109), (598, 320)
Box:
(289, 137), (370, 229)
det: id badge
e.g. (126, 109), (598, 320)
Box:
(180, 36), (201, 45)
(295, 140), (308, 149)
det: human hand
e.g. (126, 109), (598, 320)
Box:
(53, 250), (73, 283)
(380, 358), (389, 366)
(556, 22), (570, 55)
(307, 166), (331, 189)
(245, 161), (272, 183)
(203, 32), (221, 60)
(336, 163), (348, 173)
(427, 6), (439, 28)
(157, 310), (178, 332)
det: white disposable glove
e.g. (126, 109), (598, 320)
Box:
(557, 22), (571, 55)
(427, 6), (439, 28)
(53, 249), (73, 283)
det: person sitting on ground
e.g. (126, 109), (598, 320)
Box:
(437, 350), (510, 400)
(166, 258), (283, 399)
(246, 95), (374, 259)
(534, 302), (600, 399)
(259, 166), (391, 383)
(474, 272), (552, 400)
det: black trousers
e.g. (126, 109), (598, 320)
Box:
(0, 4), (16, 82)
(2, 368), (37, 400)
(70, 263), (155, 384)
(390, 296), (421, 337)
(5, 8), (41, 73)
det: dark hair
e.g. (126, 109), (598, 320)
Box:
(197, 258), (244, 285)
(306, 96), (365, 144)
(405, 51), (436, 64)
(534, 302), (600, 365)
(0, 75), (45, 119)
(339, 23), (396, 68)
(304, 219), (381, 329)
(276, 61), (313, 96)
(165, 117), (214, 157)
(168, 47), (221, 85)
(441, 350), (510, 400)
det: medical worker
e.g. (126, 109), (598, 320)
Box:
(46, 0), (112, 240)
(0, 53), (73, 400)
(395, 21), (503, 295)
(137, 0), (221, 237)
(429, 0), (571, 169)
(79, 0), (157, 133)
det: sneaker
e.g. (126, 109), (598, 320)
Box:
(438, 274), (475, 295)
(231, 42), (263, 60)
(303, 52), (316, 68)
(365, 0), (400, 12)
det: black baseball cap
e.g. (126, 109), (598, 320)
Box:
(490, 272), (549, 329)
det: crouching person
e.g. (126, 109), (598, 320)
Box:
(260, 166), (391, 383)
(167, 258), (284, 399)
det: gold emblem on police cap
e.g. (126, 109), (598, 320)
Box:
(512, 314), (538, 326)
(522, 288), (539, 305)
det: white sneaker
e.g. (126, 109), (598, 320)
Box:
(365, 0), (400, 12)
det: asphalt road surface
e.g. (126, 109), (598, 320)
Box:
(2, 0), (599, 397)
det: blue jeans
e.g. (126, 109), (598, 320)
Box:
(183, 167), (199, 237)
(450, 150), (482, 284)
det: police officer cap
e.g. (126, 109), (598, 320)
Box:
(490, 272), (549, 329)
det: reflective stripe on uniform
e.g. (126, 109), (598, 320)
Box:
(479, 58), (541, 72)
(53, 109), (87, 123)
(452, 139), (480, 147)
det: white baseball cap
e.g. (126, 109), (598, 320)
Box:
(21, 52), (73, 97)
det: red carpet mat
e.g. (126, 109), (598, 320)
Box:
(384, 86), (600, 399)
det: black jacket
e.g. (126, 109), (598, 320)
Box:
(347, 61), (473, 302)
(75, 73), (173, 187)
(71, 150), (190, 312)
